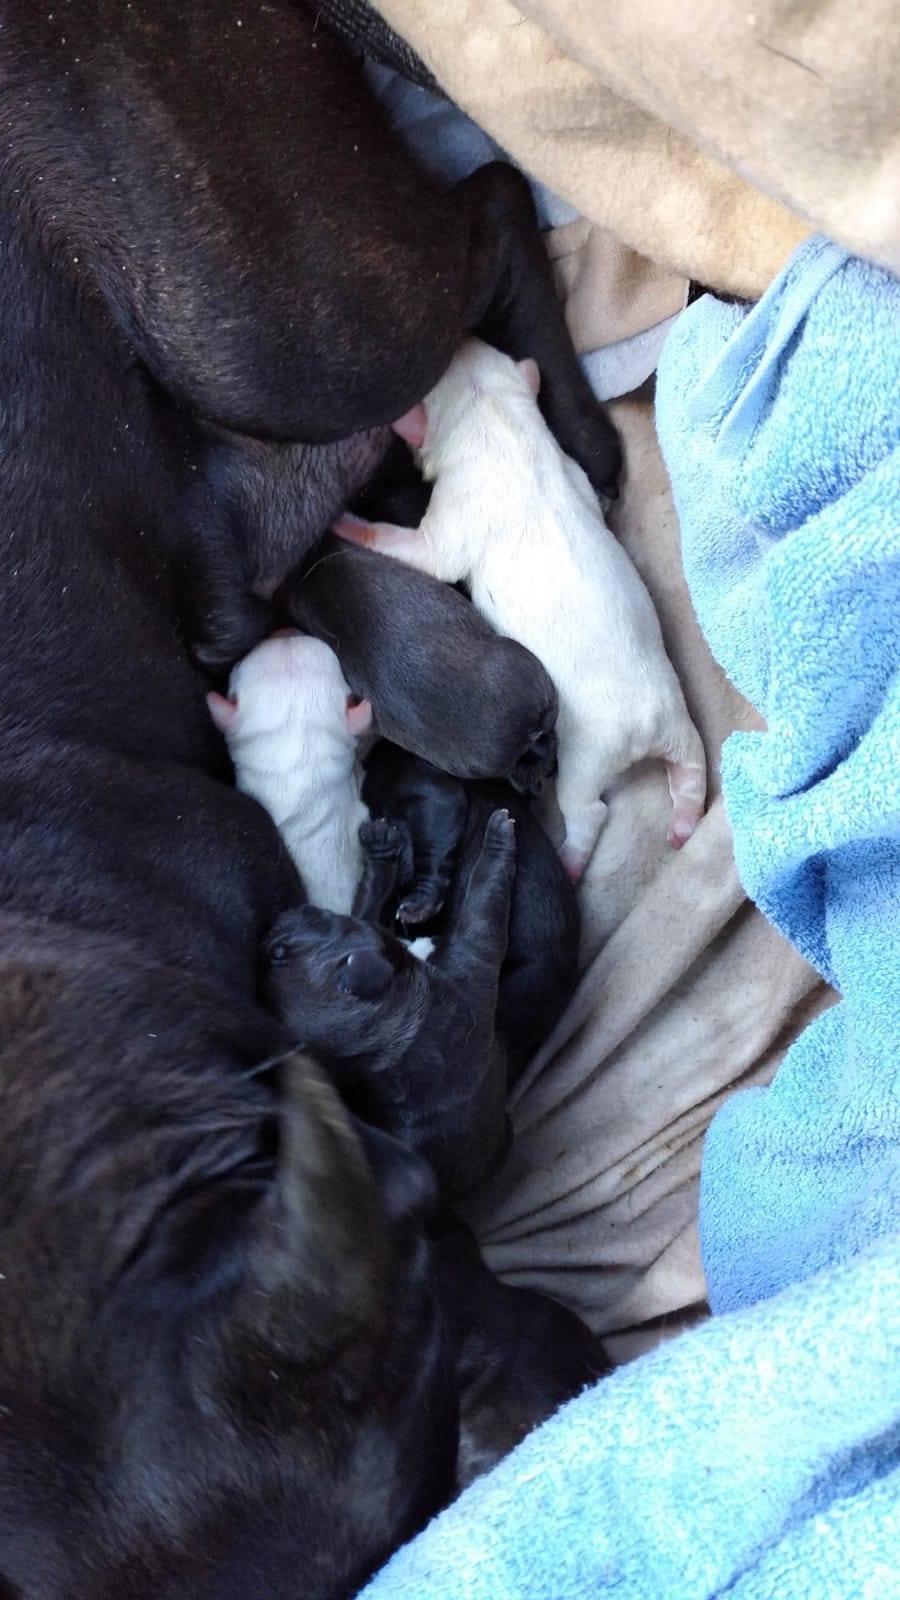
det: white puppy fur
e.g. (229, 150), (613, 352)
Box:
(335, 338), (706, 879)
(207, 631), (372, 914)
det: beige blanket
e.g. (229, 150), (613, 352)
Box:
(374, 0), (900, 297)
(461, 391), (834, 1361)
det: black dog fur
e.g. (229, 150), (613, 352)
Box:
(0, 0), (613, 1590)
(362, 743), (581, 1072)
(264, 813), (516, 1197)
(431, 1214), (610, 1491)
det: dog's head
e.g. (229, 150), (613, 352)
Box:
(0, 931), (453, 1600)
(207, 631), (373, 767)
(262, 904), (428, 1065)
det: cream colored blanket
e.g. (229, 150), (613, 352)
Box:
(373, 0), (900, 297)
(463, 391), (834, 1361)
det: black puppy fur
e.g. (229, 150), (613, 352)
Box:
(264, 813), (516, 1198)
(432, 1214), (610, 1490)
(363, 743), (581, 1073)
(280, 537), (559, 792)
(0, 0), (615, 1590)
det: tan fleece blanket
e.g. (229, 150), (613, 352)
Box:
(460, 391), (834, 1362)
(373, 0), (900, 297)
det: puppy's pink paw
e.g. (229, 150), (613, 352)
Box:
(667, 811), (699, 849)
(332, 516), (375, 547)
(559, 843), (588, 883)
(665, 761), (706, 849)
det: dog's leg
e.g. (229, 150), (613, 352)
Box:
(554, 735), (613, 882)
(433, 809), (517, 1190)
(352, 818), (412, 923)
(437, 809), (516, 983)
(460, 164), (621, 499)
(332, 513), (464, 583)
(397, 792), (468, 927)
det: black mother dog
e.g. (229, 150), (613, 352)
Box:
(0, 2), (615, 1594)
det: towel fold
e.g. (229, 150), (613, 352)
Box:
(362, 1223), (900, 1598)
(656, 238), (900, 1314)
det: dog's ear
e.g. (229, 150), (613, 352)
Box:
(351, 1119), (438, 1233)
(233, 1053), (386, 1355)
(337, 948), (394, 1000)
(518, 357), (541, 396)
(346, 696), (374, 739)
(206, 691), (240, 735)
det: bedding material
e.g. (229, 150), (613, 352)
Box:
(656, 238), (900, 1312)
(361, 222), (900, 1600)
(367, 0), (899, 296)
(362, 1219), (900, 1599)
(362, 62), (830, 1354)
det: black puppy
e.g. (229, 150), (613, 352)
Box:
(432, 1214), (610, 1490)
(280, 537), (559, 793)
(264, 812), (516, 1198)
(363, 743), (581, 1072)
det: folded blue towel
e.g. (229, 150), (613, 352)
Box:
(656, 238), (900, 1315)
(362, 1222), (900, 1599)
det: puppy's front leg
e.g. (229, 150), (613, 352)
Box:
(352, 818), (412, 924)
(438, 810), (516, 985)
(332, 513), (464, 584)
(434, 810), (517, 1190)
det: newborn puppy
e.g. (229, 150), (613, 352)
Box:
(335, 338), (707, 879)
(363, 741), (579, 1075)
(432, 1213), (609, 1490)
(278, 535), (557, 795)
(208, 631), (372, 913)
(263, 811), (516, 1198)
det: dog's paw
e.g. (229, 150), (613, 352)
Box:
(484, 808), (516, 854)
(564, 400), (622, 501)
(397, 885), (445, 926)
(509, 725), (557, 796)
(359, 816), (407, 860)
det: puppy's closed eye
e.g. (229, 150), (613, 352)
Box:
(268, 941), (296, 966)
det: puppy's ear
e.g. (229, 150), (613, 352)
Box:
(392, 402), (428, 449)
(234, 1053), (385, 1355)
(207, 691), (240, 734)
(337, 949), (394, 1000)
(346, 696), (374, 738)
(518, 357), (541, 396)
(351, 1119), (439, 1232)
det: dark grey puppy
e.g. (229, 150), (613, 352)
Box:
(279, 537), (559, 794)
(362, 742), (580, 1074)
(263, 811), (516, 1197)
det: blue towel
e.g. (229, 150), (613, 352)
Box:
(363, 240), (900, 1600)
(655, 238), (900, 1315)
(362, 1223), (900, 1599)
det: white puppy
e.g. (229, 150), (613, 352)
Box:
(335, 338), (706, 879)
(207, 631), (372, 913)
